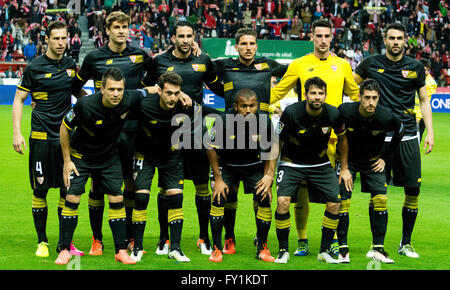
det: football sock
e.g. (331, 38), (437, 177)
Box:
(167, 193), (184, 250)
(60, 200), (79, 251)
(123, 190), (135, 242)
(337, 199), (351, 246)
(224, 193), (238, 240)
(132, 192), (149, 251)
(372, 194), (388, 246)
(32, 195), (48, 243)
(108, 201), (127, 254)
(210, 197), (225, 251)
(402, 188), (419, 245)
(320, 210), (339, 253)
(275, 211), (291, 251)
(195, 184), (211, 242)
(256, 205), (272, 252)
(88, 191), (105, 241)
(157, 189), (169, 241)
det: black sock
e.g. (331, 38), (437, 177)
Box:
(402, 191), (419, 245)
(320, 210), (339, 253)
(210, 198), (225, 251)
(108, 202), (127, 254)
(123, 190), (135, 242)
(337, 212), (349, 246)
(224, 193), (237, 240)
(157, 192), (169, 241)
(275, 211), (291, 251)
(167, 193), (184, 250)
(195, 191), (211, 242)
(88, 191), (105, 241)
(61, 200), (79, 251)
(132, 192), (149, 251)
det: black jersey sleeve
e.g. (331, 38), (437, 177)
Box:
(141, 57), (158, 86)
(355, 56), (371, 79)
(62, 104), (81, 131)
(17, 64), (34, 92)
(266, 58), (288, 77)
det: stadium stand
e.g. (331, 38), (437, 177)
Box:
(0, 0), (448, 85)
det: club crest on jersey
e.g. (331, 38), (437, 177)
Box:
(120, 111), (129, 119)
(331, 65), (337, 71)
(251, 134), (261, 142)
(66, 69), (75, 77)
(322, 127), (330, 134)
(192, 64), (206, 72)
(130, 55), (136, 63)
(254, 63), (269, 70)
(372, 130), (384, 136)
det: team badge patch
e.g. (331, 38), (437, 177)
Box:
(322, 127), (330, 134)
(192, 64), (206, 72)
(120, 111), (129, 119)
(402, 70), (409, 78)
(331, 65), (337, 72)
(37, 177), (44, 185)
(66, 69), (75, 77)
(66, 109), (75, 122)
(372, 130), (384, 136)
(251, 134), (260, 142)
(276, 121), (284, 135)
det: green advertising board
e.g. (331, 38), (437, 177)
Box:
(202, 38), (313, 63)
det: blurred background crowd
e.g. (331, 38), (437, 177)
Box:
(0, 0), (448, 85)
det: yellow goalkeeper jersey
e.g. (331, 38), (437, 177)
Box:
(414, 74), (437, 121)
(270, 53), (359, 108)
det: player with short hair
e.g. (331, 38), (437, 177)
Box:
(12, 20), (83, 258)
(206, 88), (275, 263)
(55, 67), (146, 265)
(142, 20), (223, 256)
(211, 27), (288, 254)
(267, 76), (352, 264)
(71, 11), (151, 255)
(269, 18), (359, 257)
(354, 22), (434, 258)
(336, 79), (405, 263)
(130, 71), (199, 262)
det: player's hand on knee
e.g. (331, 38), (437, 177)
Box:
(255, 174), (274, 202)
(371, 158), (385, 172)
(63, 162), (79, 189)
(212, 179), (228, 202)
(339, 168), (353, 192)
(12, 134), (27, 154)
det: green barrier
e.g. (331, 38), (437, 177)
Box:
(202, 38), (313, 60)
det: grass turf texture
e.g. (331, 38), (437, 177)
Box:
(1, 105), (449, 270)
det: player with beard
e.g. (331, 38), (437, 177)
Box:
(354, 23), (434, 258)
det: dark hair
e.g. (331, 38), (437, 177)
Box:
(359, 79), (380, 96)
(105, 11), (131, 29)
(384, 22), (406, 37)
(234, 88), (257, 104)
(46, 20), (67, 37)
(311, 19), (332, 34)
(304, 77), (327, 94)
(172, 21), (195, 36)
(101, 67), (125, 87)
(158, 71), (183, 89)
(235, 28), (257, 44)
(419, 58), (431, 70)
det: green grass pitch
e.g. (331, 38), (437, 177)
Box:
(1, 105), (449, 271)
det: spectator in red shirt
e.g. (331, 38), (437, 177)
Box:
(204, 10), (216, 37)
(265, 0), (276, 16)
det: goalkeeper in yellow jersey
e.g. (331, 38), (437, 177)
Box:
(270, 19), (359, 257)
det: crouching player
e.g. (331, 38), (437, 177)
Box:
(206, 88), (276, 263)
(336, 79), (404, 263)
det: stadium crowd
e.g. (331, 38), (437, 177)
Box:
(0, 0), (448, 83)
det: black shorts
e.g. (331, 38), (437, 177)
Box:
(67, 154), (123, 196)
(133, 153), (184, 191)
(29, 139), (64, 191)
(117, 131), (136, 179)
(183, 148), (210, 185)
(383, 137), (421, 188)
(276, 164), (341, 204)
(221, 162), (264, 194)
(336, 162), (387, 200)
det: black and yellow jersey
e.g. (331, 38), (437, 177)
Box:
(134, 93), (201, 161)
(207, 109), (273, 166)
(338, 102), (404, 166)
(142, 48), (223, 108)
(18, 54), (77, 141)
(213, 57), (287, 113)
(277, 101), (345, 166)
(355, 54), (426, 137)
(270, 53), (359, 108)
(62, 90), (145, 162)
(72, 44), (149, 92)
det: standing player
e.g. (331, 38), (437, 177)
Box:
(266, 77), (352, 264)
(12, 20), (83, 258)
(71, 11), (150, 255)
(269, 19), (359, 257)
(336, 79), (405, 263)
(206, 88), (275, 263)
(354, 23), (434, 258)
(211, 27), (288, 254)
(130, 72), (198, 262)
(142, 21), (223, 256)
(55, 68), (145, 265)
